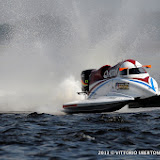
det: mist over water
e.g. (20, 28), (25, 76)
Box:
(0, 0), (160, 113)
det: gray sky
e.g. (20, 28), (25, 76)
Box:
(0, 0), (160, 24)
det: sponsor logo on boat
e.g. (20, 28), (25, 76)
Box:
(116, 83), (129, 90)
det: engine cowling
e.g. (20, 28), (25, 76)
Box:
(81, 69), (94, 92)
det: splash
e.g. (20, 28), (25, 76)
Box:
(0, 0), (159, 114)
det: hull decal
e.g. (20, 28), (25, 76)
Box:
(89, 79), (107, 94)
(63, 104), (77, 108)
(89, 79), (112, 98)
(129, 78), (156, 92)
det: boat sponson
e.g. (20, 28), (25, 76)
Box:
(63, 101), (130, 114)
(129, 95), (160, 108)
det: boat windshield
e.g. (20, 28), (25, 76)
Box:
(120, 67), (147, 75)
(129, 67), (146, 74)
(120, 69), (127, 75)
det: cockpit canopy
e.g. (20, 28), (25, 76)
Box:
(89, 59), (150, 85)
(120, 67), (147, 75)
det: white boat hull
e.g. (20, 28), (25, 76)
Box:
(63, 59), (160, 114)
(63, 96), (134, 113)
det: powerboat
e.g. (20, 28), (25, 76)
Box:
(63, 59), (160, 113)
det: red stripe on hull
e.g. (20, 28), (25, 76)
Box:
(89, 79), (107, 95)
(133, 76), (149, 84)
(125, 59), (136, 65)
(63, 104), (77, 108)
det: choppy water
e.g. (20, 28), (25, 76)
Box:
(0, 1), (160, 159)
(1, 108), (160, 160)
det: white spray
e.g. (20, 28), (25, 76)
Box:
(0, 0), (159, 114)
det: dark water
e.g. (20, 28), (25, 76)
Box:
(1, 109), (160, 160)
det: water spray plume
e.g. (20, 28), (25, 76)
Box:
(0, 0), (159, 114)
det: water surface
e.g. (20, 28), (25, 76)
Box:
(1, 108), (160, 159)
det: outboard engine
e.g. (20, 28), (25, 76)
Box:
(81, 69), (94, 92)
